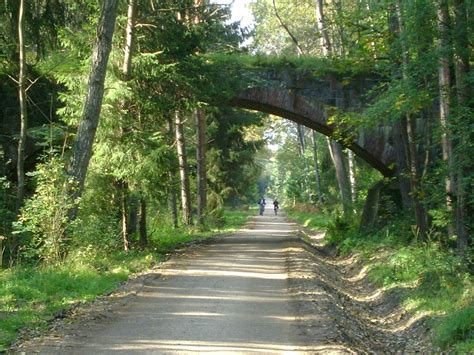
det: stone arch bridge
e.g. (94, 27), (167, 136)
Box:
(227, 68), (395, 177)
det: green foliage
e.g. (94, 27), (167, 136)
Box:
(435, 303), (474, 350)
(14, 156), (73, 263)
(0, 263), (128, 352)
(286, 204), (330, 230)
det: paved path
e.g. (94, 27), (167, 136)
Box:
(23, 206), (345, 353)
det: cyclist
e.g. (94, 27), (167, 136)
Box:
(273, 199), (279, 215)
(258, 197), (266, 216)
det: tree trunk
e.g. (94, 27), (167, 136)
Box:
(316, 0), (332, 55)
(120, 181), (129, 251)
(118, 0), (137, 240)
(453, 0), (470, 252)
(67, 0), (119, 219)
(139, 198), (147, 248)
(387, 3), (412, 210)
(396, 0), (428, 238)
(311, 130), (323, 204)
(122, 0), (136, 81)
(296, 123), (310, 201)
(328, 139), (350, 214)
(360, 181), (384, 229)
(347, 150), (357, 204)
(393, 121), (412, 209)
(437, 0), (456, 238)
(175, 111), (192, 226)
(168, 181), (179, 229)
(16, 0), (27, 214)
(195, 108), (207, 224)
(273, 0), (304, 55)
(127, 196), (138, 236)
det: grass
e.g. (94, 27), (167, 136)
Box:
(288, 209), (474, 352)
(285, 205), (331, 230)
(0, 208), (251, 351)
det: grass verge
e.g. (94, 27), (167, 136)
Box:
(0, 208), (251, 351)
(289, 209), (474, 352)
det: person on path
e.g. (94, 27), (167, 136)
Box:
(273, 199), (279, 215)
(258, 197), (266, 216)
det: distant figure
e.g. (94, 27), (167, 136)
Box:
(273, 199), (279, 215)
(258, 197), (266, 216)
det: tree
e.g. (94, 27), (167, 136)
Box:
(175, 111), (192, 226)
(195, 108), (207, 223)
(67, 0), (119, 220)
(395, 0), (428, 238)
(16, 0), (27, 214)
(436, 0), (455, 238)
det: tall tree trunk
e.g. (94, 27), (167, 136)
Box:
(119, 0), (137, 245)
(67, 0), (119, 219)
(120, 181), (129, 251)
(139, 198), (147, 248)
(127, 196), (138, 236)
(387, 3), (412, 210)
(334, 0), (347, 57)
(316, 0), (332, 55)
(347, 150), (357, 204)
(16, 0), (27, 214)
(311, 130), (323, 204)
(273, 0), (304, 55)
(437, 0), (456, 238)
(175, 111), (192, 226)
(296, 123), (311, 201)
(168, 180), (179, 228)
(195, 108), (207, 224)
(396, 0), (428, 238)
(167, 118), (179, 228)
(122, 0), (136, 81)
(453, 0), (471, 252)
(328, 139), (350, 214)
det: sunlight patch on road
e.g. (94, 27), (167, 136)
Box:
(342, 265), (370, 282)
(161, 268), (288, 279)
(148, 294), (289, 303)
(109, 339), (355, 353)
(240, 228), (295, 234)
(167, 312), (225, 317)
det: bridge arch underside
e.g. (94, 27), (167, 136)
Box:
(231, 87), (395, 177)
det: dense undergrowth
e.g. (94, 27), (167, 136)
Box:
(286, 206), (473, 352)
(0, 209), (250, 352)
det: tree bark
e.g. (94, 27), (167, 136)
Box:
(328, 139), (350, 214)
(273, 0), (304, 55)
(452, 0), (471, 252)
(120, 181), (129, 251)
(139, 198), (147, 248)
(396, 0), (428, 238)
(296, 123), (311, 201)
(195, 108), (207, 224)
(311, 130), (323, 204)
(119, 0), (137, 243)
(347, 150), (357, 204)
(122, 0), (136, 81)
(67, 0), (119, 219)
(175, 111), (192, 226)
(316, 0), (332, 55)
(16, 0), (27, 214)
(437, 0), (456, 238)
(168, 181), (179, 229)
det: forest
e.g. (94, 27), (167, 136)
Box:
(0, 0), (473, 351)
